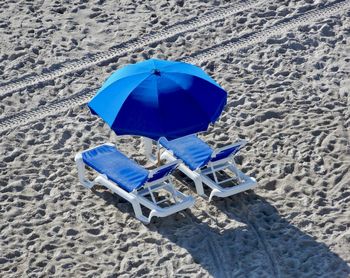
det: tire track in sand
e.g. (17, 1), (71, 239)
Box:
(191, 206), (230, 278)
(0, 1), (349, 133)
(224, 198), (280, 278)
(0, 0), (263, 97)
(184, 0), (350, 64)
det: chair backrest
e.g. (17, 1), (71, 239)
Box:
(210, 140), (246, 163)
(146, 160), (180, 183)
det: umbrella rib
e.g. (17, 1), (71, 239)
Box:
(162, 65), (223, 90)
(107, 74), (152, 130)
(155, 77), (165, 138)
(97, 72), (151, 95)
(163, 75), (213, 123)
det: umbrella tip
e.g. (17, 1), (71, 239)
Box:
(153, 69), (161, 76)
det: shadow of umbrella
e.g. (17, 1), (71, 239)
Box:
(92, 181), (350, 278)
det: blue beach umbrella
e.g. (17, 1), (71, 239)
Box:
(88, 59), (227, 140)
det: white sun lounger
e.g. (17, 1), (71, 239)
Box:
(75, 143), (195, 224)
(158, 135), (257, 201)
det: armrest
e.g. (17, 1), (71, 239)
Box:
(211, 140), (247, 161)
(147, 159), (181, 181)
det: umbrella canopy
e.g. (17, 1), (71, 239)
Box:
(88, 59), (227, 140)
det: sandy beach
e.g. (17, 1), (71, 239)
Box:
(0, 0), (350, 277)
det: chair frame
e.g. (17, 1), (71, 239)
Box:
(153, 138), (257, 201)
(75, 143), (195, 224)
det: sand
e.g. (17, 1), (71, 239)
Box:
(0, 0), (350, 277)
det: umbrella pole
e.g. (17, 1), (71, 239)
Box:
(143, 137), (154, 162)
(157, 141), (161, 167)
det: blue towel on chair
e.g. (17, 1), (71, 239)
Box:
(159, 135), (213, 170)
(82, 145), (148, 192)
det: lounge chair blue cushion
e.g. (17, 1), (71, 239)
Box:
(159, 135), (213, 170)
(82, 145), (148, 192)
